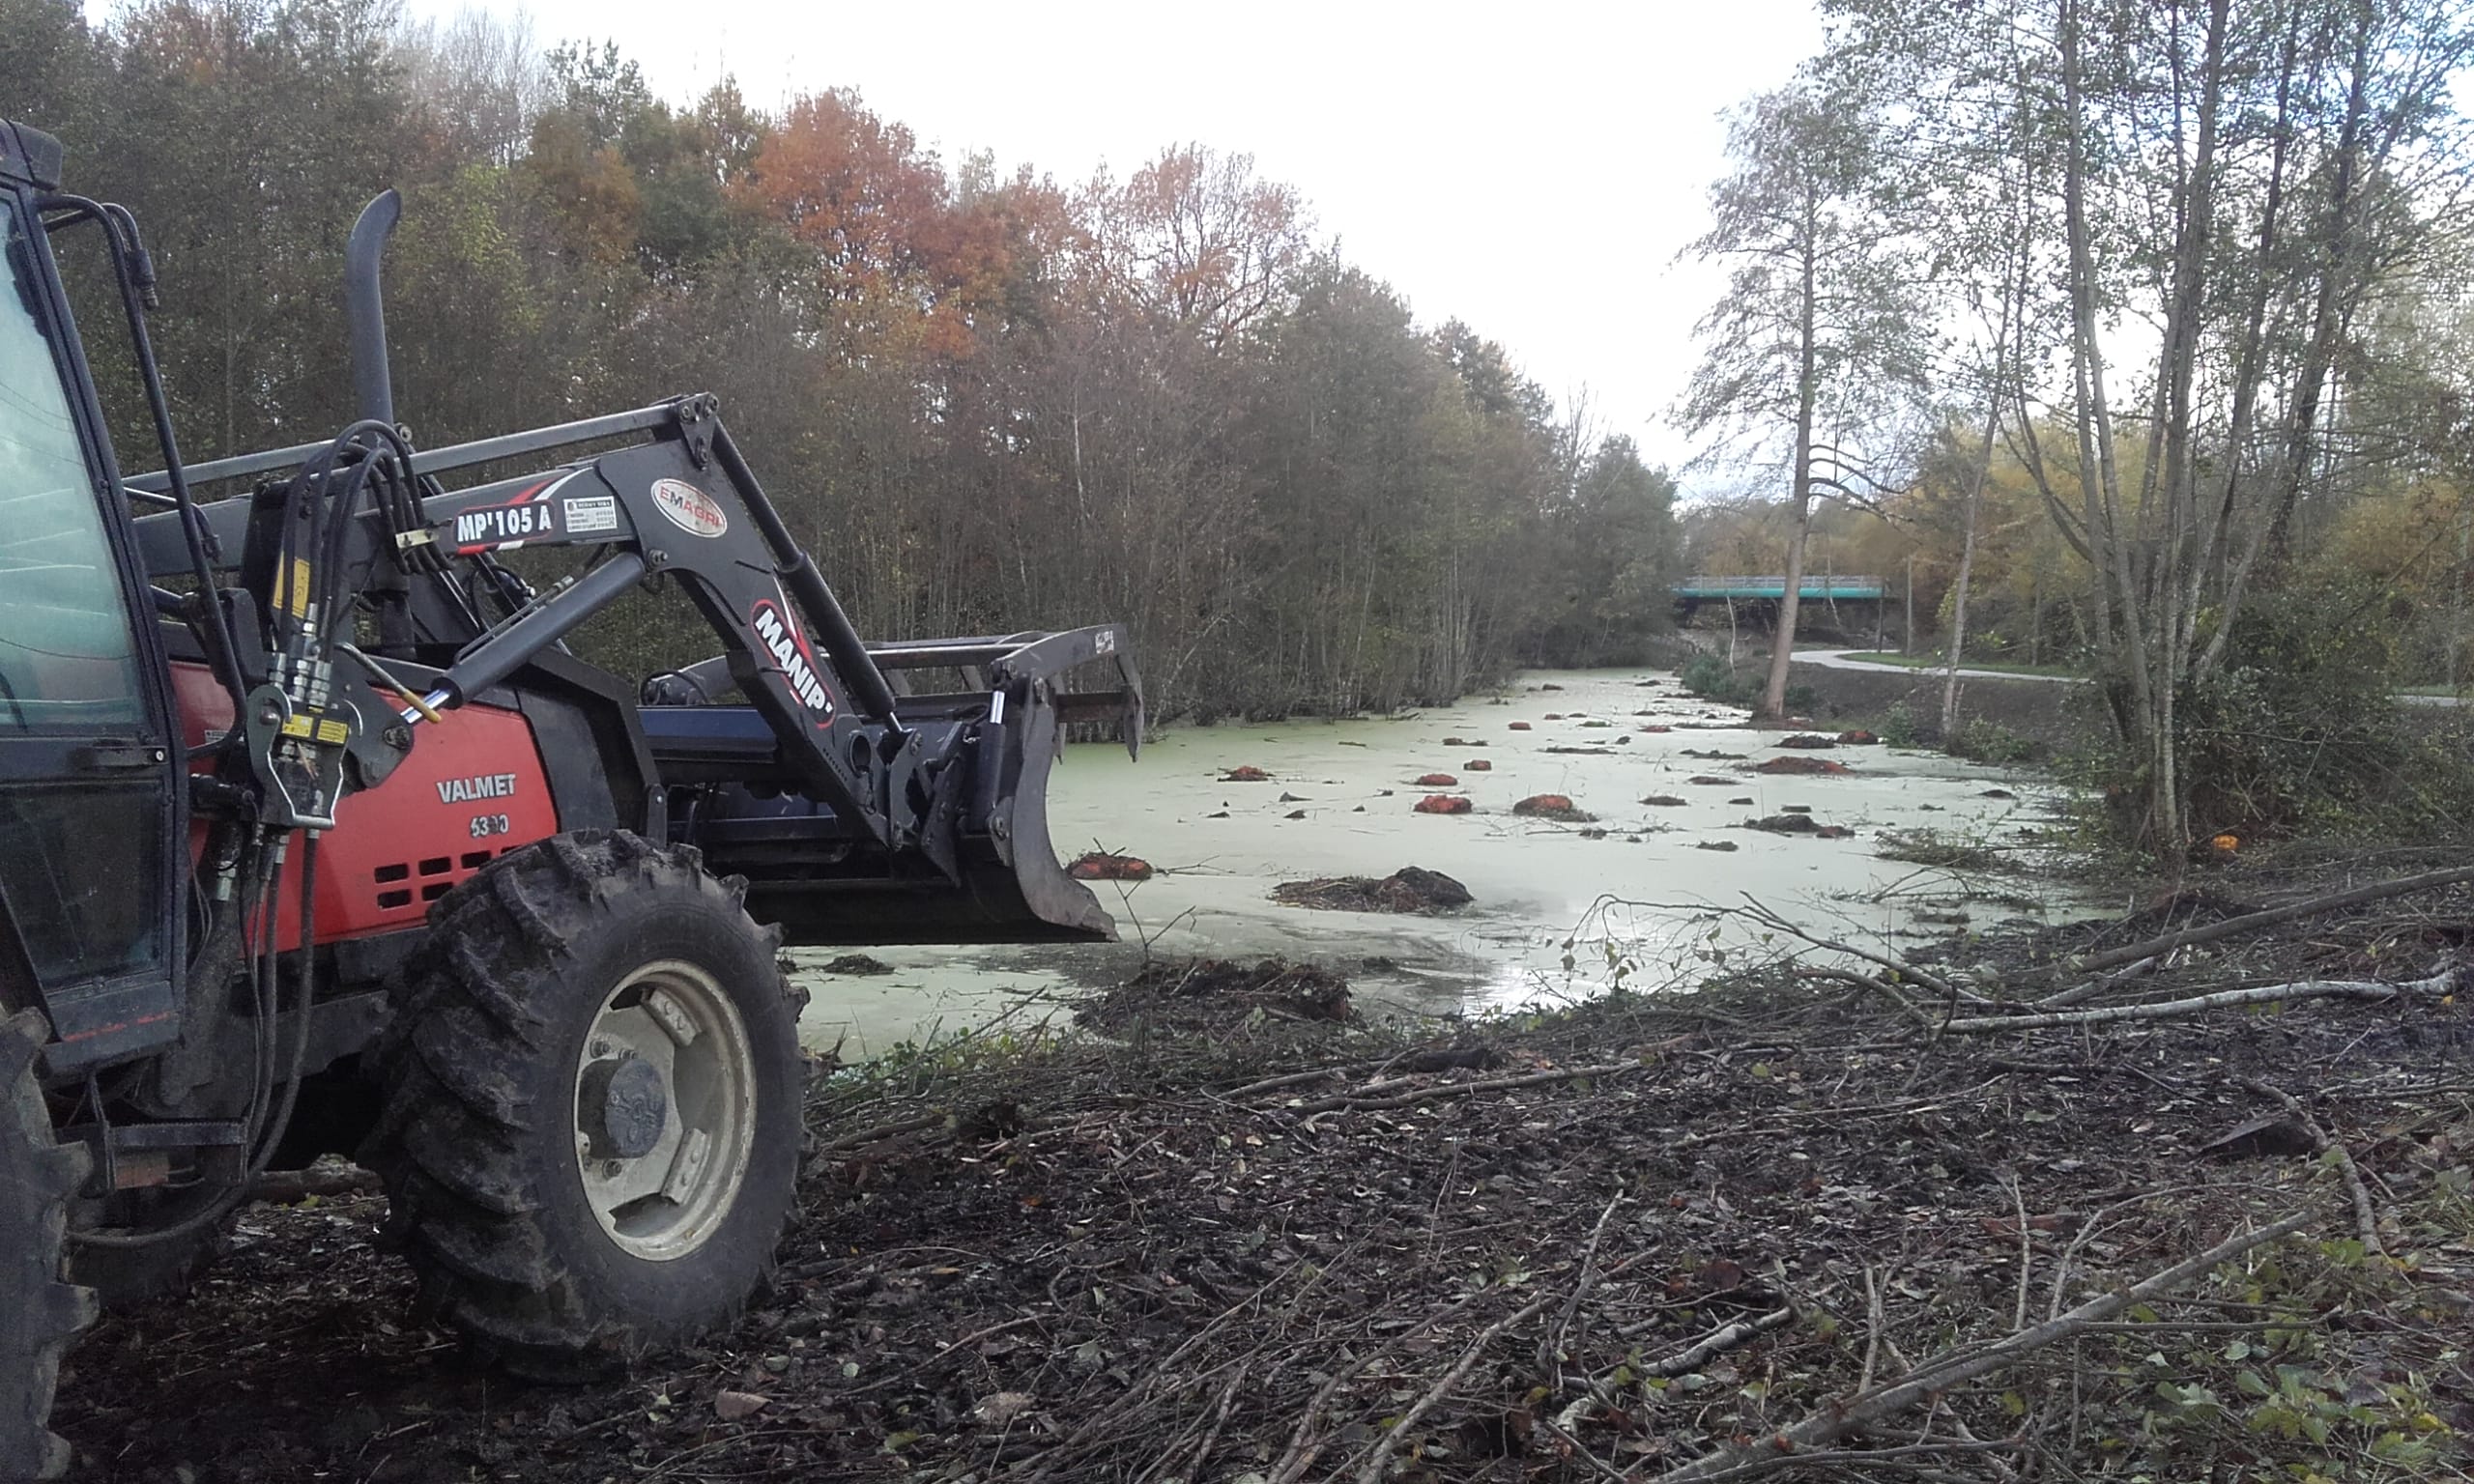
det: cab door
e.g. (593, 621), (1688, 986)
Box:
(0, 180), (186, 1070)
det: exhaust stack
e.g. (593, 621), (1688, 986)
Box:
(344, 189), (401, 427)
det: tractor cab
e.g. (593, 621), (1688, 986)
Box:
(0, 122), (187, 1075)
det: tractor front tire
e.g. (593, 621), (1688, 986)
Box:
(365, 832), (806, 1377)
(1, 1011), (96, 1481)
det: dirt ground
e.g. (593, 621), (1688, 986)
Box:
(48, 863), (2474, 1483)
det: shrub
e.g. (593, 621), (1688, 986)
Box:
(2172, 579), (2417, 842)
(1680, 655), (1757, 705)
(1947, 718), (2039, 764)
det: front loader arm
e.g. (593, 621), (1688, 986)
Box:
(395, 397), (912, 847)
(132, 393), (1144, 941)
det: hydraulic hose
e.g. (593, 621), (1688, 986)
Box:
(71, 834), (321, 1250)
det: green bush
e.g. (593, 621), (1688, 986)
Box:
(1680, 655), (1757, 705)
(1880, 702), (1921, 748)
(1947, 718), (2039, 764)
(2073, 577), (2474, 849)
(2172, 580), (2425, 842)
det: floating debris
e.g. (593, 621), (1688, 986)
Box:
(1078, 957), (1354, 1035)
(1067, 852), (1154, 881)
(1512, 793), (1597, 823)
(1271, 866), (1473, 916)
(819, 953), (894, 976)
(1756, 756), (1853, 776)
(1742, 814), (1856, 839)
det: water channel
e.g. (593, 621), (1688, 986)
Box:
(790, 667), (2079, 1055)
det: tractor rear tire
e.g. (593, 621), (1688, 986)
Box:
(364, 831), (807, 1378)
(2, 1011), (96, 1481)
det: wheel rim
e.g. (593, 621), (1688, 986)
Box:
(571, 960), (757, 1262)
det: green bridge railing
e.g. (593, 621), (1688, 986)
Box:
(1675, 574), (1885, 601)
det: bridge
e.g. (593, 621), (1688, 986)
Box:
(1675, 574), (1886, 602)
(1674, 574), (1888, 640)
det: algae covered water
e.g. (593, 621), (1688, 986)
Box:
(790, 668), (2075, 1054)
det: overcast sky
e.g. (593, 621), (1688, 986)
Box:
(396, 0), (1826, 484)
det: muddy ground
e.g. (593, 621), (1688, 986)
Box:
(49, 858), (2474, 1483)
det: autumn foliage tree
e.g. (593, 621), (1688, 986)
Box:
(10, 0), (1683, 722)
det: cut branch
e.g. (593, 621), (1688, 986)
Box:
(2075, 866), (2474, 973)
(1939, 967), (2460, 1035)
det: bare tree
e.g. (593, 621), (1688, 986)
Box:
(1679, 81), (1932, 721)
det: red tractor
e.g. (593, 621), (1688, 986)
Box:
(0, 122), (1139, 1477)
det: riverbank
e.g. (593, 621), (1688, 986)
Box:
(1786, 650), (2106, 754)
(58, 860), (2474, 1481)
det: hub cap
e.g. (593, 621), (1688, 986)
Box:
(571, 961), (756, 1262)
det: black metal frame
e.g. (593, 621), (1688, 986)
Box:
(0, 125), (189, 1072)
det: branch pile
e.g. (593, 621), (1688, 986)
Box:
(52, 872), (2474, 1482)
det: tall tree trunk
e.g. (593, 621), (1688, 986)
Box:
(2061, 0), (2166, 850)
(1944, 122), (2033, 737)
(1760, 192), (1822, 723)
(1941, 403), (2000, 737)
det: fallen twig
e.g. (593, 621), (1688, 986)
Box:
(1285, 1061), (1640, 1116)
(2076, 864), (2474, 973)
(1267, 1295), (1485, 1484)
(2036, 954), (2159, 1011)
(1937, 967), (2460, 1034)
(1797, 966), (1936, 1029)
(1540, 1189), (1625, 1380)
(1740, 895), (1987, 1005)
(818, 1113), (944, 1152)
(1646, 1209), (2316, 1482)
(1632, 1304), (1797, 1376)
(1350, 1289), (1565, 1484)
(2243, 1077), (2384, 1257)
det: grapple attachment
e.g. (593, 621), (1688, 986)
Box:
(641, 625), (1142, 946)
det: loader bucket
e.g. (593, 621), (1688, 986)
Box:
(645, 626), (1143, 948)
